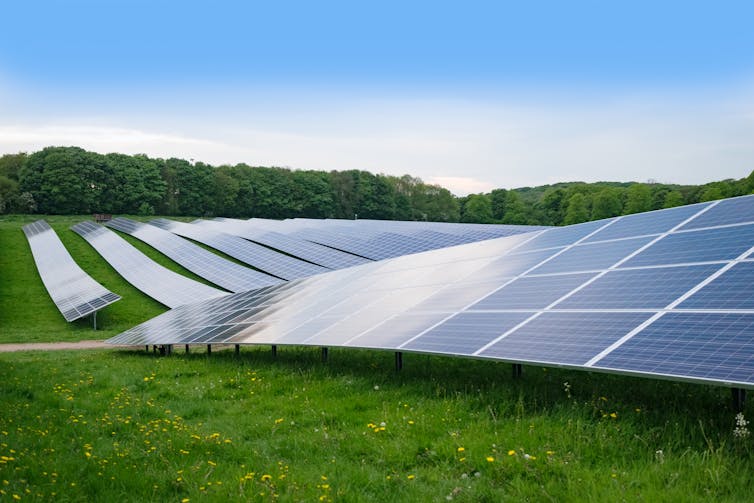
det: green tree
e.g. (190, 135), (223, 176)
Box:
(624, 183), (652, 214)
(102, 153), (167, 214)
(19, 146), (108, 214)
(699, 186), (725, 202)
(0, 153), (26, 180)
(591, 188), (623, 220)
(462, 193), (493, 223)
(662, 190), (685, 208)
(564, 193), (590, 224)
(500, 191), (529, 224)
(538, 188), (567, 225)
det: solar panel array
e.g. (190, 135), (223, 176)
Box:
(108, 195), (754, 389)
(106, 218), (282, 292)
(72, 221), (229, 308)
(149, 219), (329, 280)
(206, 218), (370, 269)
(23, 220), (120, 321)
(262, 218), (545, 260)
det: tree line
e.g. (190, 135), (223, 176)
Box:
(1, 146), (752, 225)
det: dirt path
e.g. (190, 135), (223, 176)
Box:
(0, 340), (124, 352)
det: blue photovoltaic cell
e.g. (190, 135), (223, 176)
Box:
(680, 196), (754, 231)
(514, 219), (613, 252)
(558, 264), (721, 309)
(469, 272), (595, 310)
(621, 224), (754, 268)
(488, 248), (563, 276)
(530, 235), (654, 274)
(678, 262), (754, 310)
(479, 312), (652, 365)
(584, 203), (709, 243)
(402, 312), (531, 355)
(595, 313), (754, 384)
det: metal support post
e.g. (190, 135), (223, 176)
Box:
(512, 363), (523, 378)
(395, 352), (403, 371)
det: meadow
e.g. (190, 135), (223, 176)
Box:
(0, 215), (752, 501)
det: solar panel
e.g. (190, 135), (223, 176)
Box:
(478, 312), (654, 365)
(678, 262), (754, 310)
(23, 220), (121, 321)
(208, 218), (370, 269)
(106, 218), (281, 292)
(530, 236), (654, 274)
(150, 219), (329, 280)
(402, 312), (533, 354)
(557, 264), (722, 309)
(469, 273), (596, 310)
(71, 221), (228, 308)
(594, 313), (754, 384)
(620, 224), (754, 267)
(583, 202), (711, 243)
(679, 196), (754, 231)
(108, 194), (754, 390)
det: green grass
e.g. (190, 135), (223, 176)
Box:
(0, 348), (752, 501)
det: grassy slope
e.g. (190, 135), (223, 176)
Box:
(0, 215), (180, 343)
(0, 348), (751, 501)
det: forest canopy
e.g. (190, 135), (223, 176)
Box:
(1, 146), (752, 225)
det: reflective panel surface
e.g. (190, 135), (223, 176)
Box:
(24, 220), (120, 321)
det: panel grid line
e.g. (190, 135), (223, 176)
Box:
(585, 242), (754, 366)
(472, 200), (721, 356)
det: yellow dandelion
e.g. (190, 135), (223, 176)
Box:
(182, 499), (190, 503)
(610, 412), (617, 419)
(486, 456), (495, 462)
(261, 474), (272, 482)
(508, 450), (516, 456)
(407, 474), (415, 480)
(207, 460), (216, 466)
(457, 447), (465, 453)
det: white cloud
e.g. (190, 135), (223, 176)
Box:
(1, 85), (753, 196)
(428, 176), (495, 195)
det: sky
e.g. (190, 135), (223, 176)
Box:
(1, 1), (753, 195)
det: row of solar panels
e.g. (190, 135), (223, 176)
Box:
(26, 216), (538, 321)
(108, 195), (754, 389)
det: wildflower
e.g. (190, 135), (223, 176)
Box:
(457, 447), (465, 453)
(274, 418), (284, 424)
(563, 381), (572, 398)
(610, 412), (617, 419)
(486, 456), (495, 462)
(655, 449), (664, 463)
(261, 474), (272, 482)
(734, 413), (750, 439)
(407, 474), (415, 480)
(523, 454), (536, 460)
(507, 450), (516, 456)
(181, 499), (190, 503)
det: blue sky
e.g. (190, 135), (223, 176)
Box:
(1, 1), (753, 194)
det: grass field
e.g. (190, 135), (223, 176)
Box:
(1, 215), (753, 500)
(1, 347), (752, 501)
